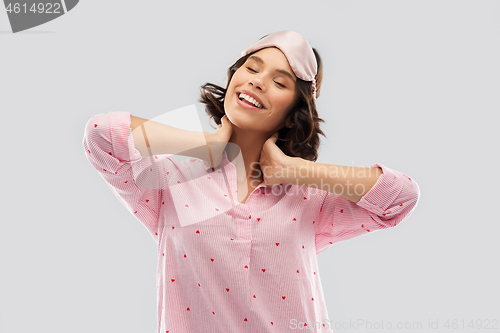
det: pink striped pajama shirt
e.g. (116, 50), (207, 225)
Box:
(82, 111), (420, 333)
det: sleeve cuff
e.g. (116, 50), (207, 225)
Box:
(356, 163), (405, 214)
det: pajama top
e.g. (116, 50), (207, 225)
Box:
(82, 111), (420, 333)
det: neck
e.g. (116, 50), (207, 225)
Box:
(226, 128), (267, 186)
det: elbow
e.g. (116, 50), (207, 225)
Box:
(407, 179), (421, 218)
(393, 179), (420, 226)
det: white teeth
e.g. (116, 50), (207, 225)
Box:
(238, 93), (262, 108)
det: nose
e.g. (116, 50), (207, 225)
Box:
(249, 77), (266, 92)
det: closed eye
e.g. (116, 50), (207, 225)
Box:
(246, 67), (286, 88)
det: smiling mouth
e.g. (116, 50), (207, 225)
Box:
(236, 92), (265, 109)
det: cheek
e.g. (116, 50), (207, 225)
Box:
(225, 76), (239, 101)
(231, 69), (246, 82)
(273, 92), (296, 110)
(226, 73), (243, 97)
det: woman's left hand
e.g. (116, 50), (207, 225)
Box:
(259, 132), (294, 186)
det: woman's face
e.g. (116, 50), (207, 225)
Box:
(224, 47), (299, 135)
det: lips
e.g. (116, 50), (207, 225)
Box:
(236, 90), (265, 109)
(236, 93), (262, 111)
(240, 97), (255, 106)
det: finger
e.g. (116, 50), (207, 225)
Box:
(221, 115), (229, 126)
(221, 115), (233, 132)
(270, 132), (279, 143)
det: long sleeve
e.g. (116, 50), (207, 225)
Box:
(82, 111), (169, 243)
(315, 163), (420, 255)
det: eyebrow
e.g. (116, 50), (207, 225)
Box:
(248, 55), (296, 82)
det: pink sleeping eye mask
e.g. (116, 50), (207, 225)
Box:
(240, 30), (318, 100)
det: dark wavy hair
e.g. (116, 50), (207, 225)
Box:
(198, 44), (326, 162)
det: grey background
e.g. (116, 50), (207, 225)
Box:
(1, 0), (499, 332)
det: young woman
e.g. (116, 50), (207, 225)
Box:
(83, 30), (420, 333)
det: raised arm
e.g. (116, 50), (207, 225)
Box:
(83, 112), (234, 242)
(130, 115), (232, 169)
(312, 163), (420, 254)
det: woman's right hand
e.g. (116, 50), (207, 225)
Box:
(203, 115), (233, 169)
